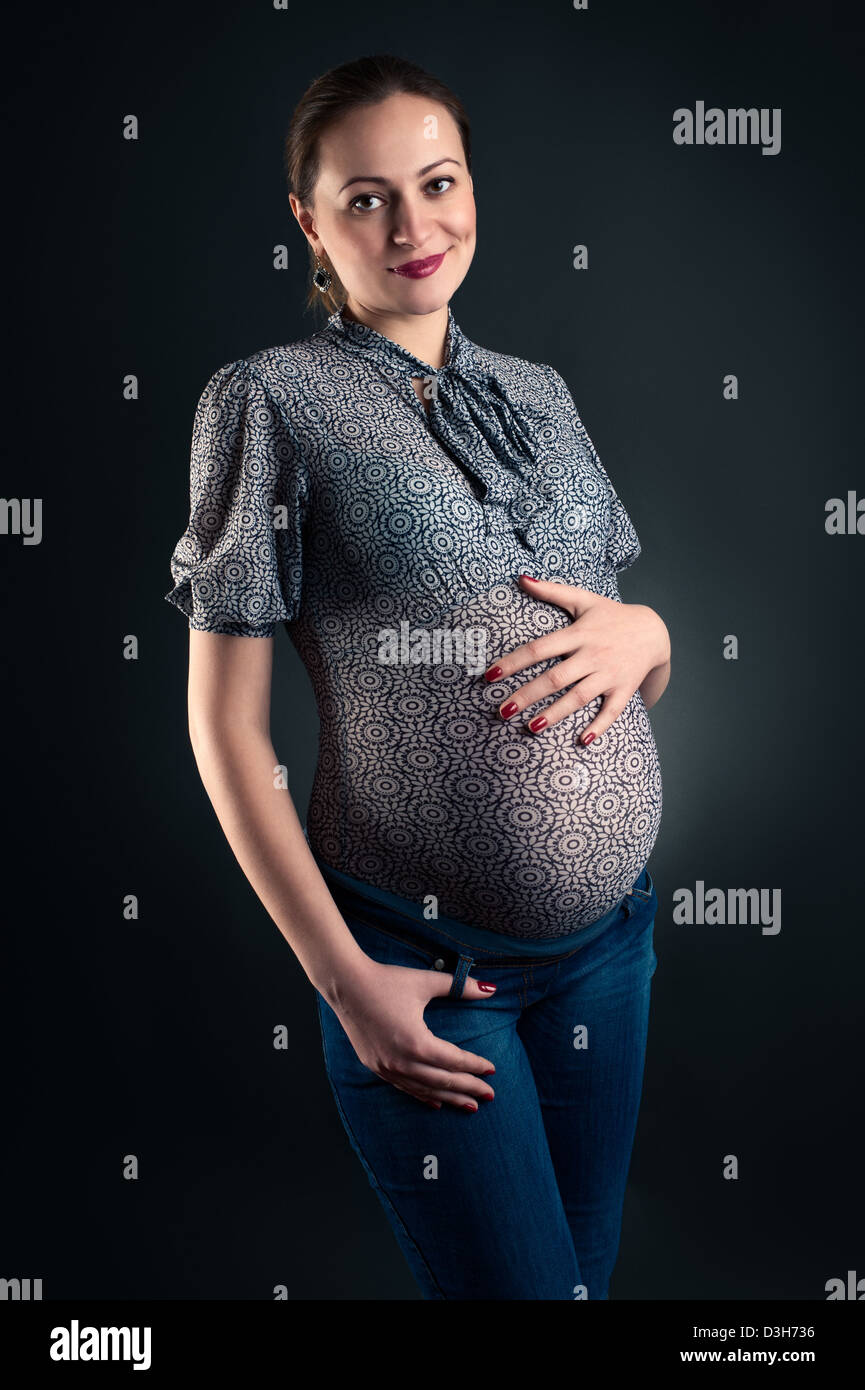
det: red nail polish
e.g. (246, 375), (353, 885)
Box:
(485, 665), (503, 681)
(581, 731), (596, 746)
(477, 982), (496, 993)
(529, 715), (547, 732)
(462, 1103), (478, 1113)
(520, 574), (537, 581)
(482, 1067), (496, 1075)
(500, 701), (518, 719)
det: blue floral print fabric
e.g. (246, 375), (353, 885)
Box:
(165, 305), (662, 937)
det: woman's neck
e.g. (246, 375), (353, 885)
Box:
(341, 299), (450, 370)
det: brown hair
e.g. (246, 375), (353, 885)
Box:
(283, 54), (472, 319)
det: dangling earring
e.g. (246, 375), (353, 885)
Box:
(312, 254), (332, 293)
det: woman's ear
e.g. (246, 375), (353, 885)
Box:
(290, 196), (318, 248)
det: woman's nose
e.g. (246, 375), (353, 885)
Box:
(390, 201), (437, 247)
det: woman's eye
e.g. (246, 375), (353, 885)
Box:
(349, 192), (385, 212)
(348, 176), (456, 212)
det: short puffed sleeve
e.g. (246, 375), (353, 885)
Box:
(164, 358), (308, 636)
(544, 365), (641, 573)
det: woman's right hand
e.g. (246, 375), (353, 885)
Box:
(330, 956), (497, 1112)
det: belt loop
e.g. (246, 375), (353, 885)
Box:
(448, 952), (475, 999)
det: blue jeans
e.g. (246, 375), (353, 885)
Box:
(314, 860), (659, 1300)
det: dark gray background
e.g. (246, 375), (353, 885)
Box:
(3, 0), (862, 1298)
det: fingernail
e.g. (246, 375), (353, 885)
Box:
(482, 1067), (496, 1075)
(528, 715), (547, 732)
(462, 1103), (478, 1113)
(520, 574), (537, 581)
(477, 982), (496, 993)
(485, 665), (503, 681)
(581, 731), (596, 746)
(500, 701), (518, 719)
(424, 1100), (442, 1110)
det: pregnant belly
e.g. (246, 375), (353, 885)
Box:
(309, 582), (663, 940)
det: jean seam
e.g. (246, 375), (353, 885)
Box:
(315, 994), (448, 1300)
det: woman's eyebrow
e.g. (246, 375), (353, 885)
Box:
(338, 157), (462, 194)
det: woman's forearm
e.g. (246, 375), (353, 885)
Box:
(188, 721), (370, 1009)
(639, 659), (671, 710)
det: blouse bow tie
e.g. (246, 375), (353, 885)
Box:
(326, 306), (554, 548)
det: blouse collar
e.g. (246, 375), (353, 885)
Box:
(320, 299), (558, 555)
(323, 302), (478, 381)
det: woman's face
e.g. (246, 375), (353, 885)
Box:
(292, 91), (476, 319)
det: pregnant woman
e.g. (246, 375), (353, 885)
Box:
(165, 54), (671, 1300)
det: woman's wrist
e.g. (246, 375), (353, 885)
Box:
(310, 937), (377, 1013)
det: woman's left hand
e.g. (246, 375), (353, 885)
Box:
(483, 575), (671, 743)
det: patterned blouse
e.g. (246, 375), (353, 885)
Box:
(165, 305), (662, 938)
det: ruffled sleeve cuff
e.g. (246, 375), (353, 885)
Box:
(164, 358), (307, 636)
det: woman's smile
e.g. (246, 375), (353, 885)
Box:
(389, 249), (449, 278)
